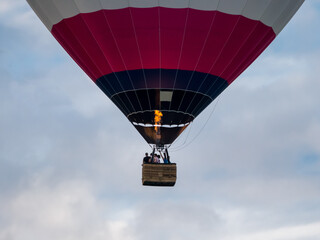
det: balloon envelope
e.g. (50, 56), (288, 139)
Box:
(27, 0), (304, 145)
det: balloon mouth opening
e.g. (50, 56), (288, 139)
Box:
(132, 121), (191, 145)
(132, 122), (191, 128)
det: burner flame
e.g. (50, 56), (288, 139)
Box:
(154, 110), (163, 133)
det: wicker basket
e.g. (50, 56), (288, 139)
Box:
(142, 163), (177, 186)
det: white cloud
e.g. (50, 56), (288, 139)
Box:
(0, 0), (35, 27)
(0, 0), (24, 13)
(0, 177), (137, 240)
(0, 0), (60, 56)
(232, 221), (320, 240)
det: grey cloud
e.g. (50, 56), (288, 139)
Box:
(129, 202), (222, 240)
(1, 1), (320, 240)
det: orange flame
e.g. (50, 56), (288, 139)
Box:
(154, 110), (163, 132)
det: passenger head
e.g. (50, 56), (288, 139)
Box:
(145, 153), (148, 156)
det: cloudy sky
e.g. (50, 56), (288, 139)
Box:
(1, 1), (320, 240)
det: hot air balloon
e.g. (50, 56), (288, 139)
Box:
(27, 0), (304, 186)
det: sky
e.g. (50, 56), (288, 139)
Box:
(1, 1), (320, 240)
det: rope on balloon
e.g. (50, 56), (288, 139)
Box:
(168, 120), (194, 150)
(170, 95), (221, 152)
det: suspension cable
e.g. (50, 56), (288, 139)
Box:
(169, 120), (194, 150)
(170, 95), (221, 152)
